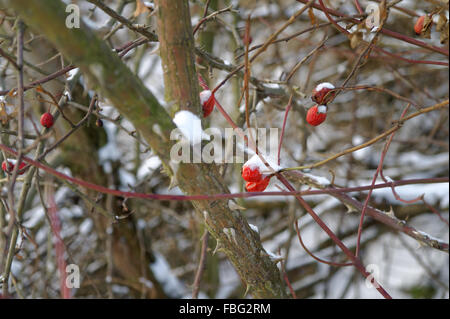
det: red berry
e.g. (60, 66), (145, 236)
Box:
(241, 165), (262, 182)
(1, 160), (26, 175)
(414, 15), (426, 35)
(200, 90), (215, 117)
(40, 112), (54, 128)
(18, 162), (27, 174)
(306, 105), (327, 126)
(2, 160), (12, 172)
(312, 83), (335, 105)
(245, 176), (271, 192)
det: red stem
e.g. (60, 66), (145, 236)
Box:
(202, 69), (391, 297)
(278, 95), (292, 165)
(294, 220), (353, 267)
(355, 104), (410, 257)
(277, 172), (392, 298)
(47, 188), (70, 299)
(354, 0), (364, 15)
(0, 143), (447, 201)
(318, 0), (347, 34)
(317, 0), (448, 66)
(296, 0), (449, 57)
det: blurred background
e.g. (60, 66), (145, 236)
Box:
(0, 0), (448, 298)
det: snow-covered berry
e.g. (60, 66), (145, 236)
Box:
(242, 154), (281, 180)
(2, 160), (12, 173)
(40, 112), (54, 128)
(312, 82), (335, 105)
(306, 105), (327, 126)
(199, 90), (215, 117)
(241, 165), (262, 183)
(2, 160), (26, 175)
(242, 154), (281, 191)
(245, 176), (271, 192)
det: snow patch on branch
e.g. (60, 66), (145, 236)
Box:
(173, 110), (210, 145)
(249, 223), (259, 233)
(264, 249), (283, 263)
(302, 173), (331, 187)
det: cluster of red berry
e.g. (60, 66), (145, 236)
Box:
(2, 160), (26, 175)
(306, 82), (336, 126)
(198, 75), (272, 192)
(241, 164), (272, 192)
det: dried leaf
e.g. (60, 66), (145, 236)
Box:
(420, 15), (433, 39)
(308, 7), (316, 26)
(349, 31), (363, 49)
(7, 88), (17, 97)
(440, 22), (449, 44)
(378, 0), (388, 25)
(0, 102), (9, 125)
(436, 12), (447, 32)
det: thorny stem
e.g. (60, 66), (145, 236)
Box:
(86, 0), (158, 41)
(192, 5), (234, 35)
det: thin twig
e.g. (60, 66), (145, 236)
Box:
(296, 0), (449, 56)
(295, 220), (353, 267)
(193, 5), (234, 35)
(192, 231), (209, 299)
(355, 104), (410, 257)
(0, 46), (19, 69)
(282, 100), (449, 172)
(6, 20), (25, 249)
(277, 94), (293, 166)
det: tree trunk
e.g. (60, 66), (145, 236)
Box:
(3, 0), (287, 298)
